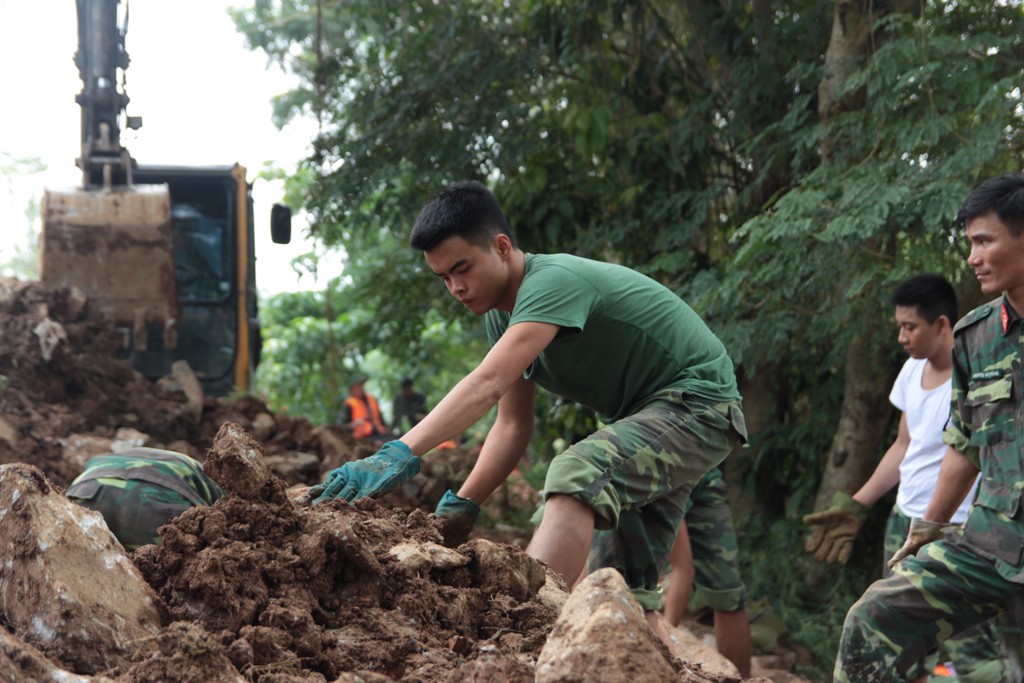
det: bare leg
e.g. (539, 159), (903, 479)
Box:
(714, 609), (752, 678)
(527, 493), (595, 586)
(662, 522), (694, 627)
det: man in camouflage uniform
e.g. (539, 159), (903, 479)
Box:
(659, 466), (752, 677)
(66, 448), (224, 550)
(834, 173), (1024, 682)
(307, 180), (747, 647)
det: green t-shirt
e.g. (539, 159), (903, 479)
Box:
(484, 253), (740, 422)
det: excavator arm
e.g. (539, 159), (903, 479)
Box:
(41, 0), (178, 351)
(74, 0), (139, 187)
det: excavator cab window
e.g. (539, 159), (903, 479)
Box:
(130, 167), (243, 395)
(172, 204), (229, 303)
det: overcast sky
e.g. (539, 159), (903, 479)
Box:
(0, 0), (338, 294)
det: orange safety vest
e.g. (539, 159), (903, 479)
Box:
(344, 395), (387, 439)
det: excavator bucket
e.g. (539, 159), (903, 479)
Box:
(40, 184), (180, 351)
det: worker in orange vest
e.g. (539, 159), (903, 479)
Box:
(341, 376), (388, 445)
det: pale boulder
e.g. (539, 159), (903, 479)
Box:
(0, 464), (163, 674)
(536, 567), (679, 683)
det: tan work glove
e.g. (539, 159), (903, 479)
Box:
(802, 491), (868, 564)
(887, 518), (948, 569)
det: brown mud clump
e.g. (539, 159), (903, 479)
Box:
(127, 422), (558, 682)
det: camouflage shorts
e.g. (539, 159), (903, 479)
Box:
(543, 394), (743, 611)
(67, 481), (197, 551)
(683, 467), (747, 613)
(835, 532), (1016, 683)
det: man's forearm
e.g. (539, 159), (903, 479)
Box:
(400, 372), (505, 456)
(923, 446), (980, 523)
(458, 418), (532, 504)
(852, 441), (906, 507)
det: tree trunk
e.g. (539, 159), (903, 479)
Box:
(812, 320), (894, 510)
(810, 0), (918, 511)
(726, 363), (785, 517)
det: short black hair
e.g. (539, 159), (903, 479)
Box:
(888, 273), (958, 325)
(400, 377), (413, 388)
(956, 173), (1024, 237)
(410, 180), (514, 251)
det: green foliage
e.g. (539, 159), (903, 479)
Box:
(738, 513), (879, 680)
(256, 278), (488, 427)
(0, 151), (45, 279)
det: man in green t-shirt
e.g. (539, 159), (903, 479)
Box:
(308, 180), (746, 646)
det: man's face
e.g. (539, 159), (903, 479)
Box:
(966, 212), (1024, 296)
(424, 235), (512, 314)
(894, 305), (944, 360)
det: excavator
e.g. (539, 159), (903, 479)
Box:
(40, 0), (292, 395)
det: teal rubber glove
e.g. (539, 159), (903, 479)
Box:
(311, 441), (420, 504)
(434, 489), (480, 547)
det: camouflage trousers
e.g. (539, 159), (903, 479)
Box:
(880, 508), (1011, 683)
(835, 532), (1019, 683)
(544, 393), (744, 611)
(683, 466), (747, 613)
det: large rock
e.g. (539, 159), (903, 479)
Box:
(155, 359), (204, 425)
(0, 629), (116, 682)
(667, 622), (741, 677)
(536, 568), (679, 683)
(0, 464), (163, 674)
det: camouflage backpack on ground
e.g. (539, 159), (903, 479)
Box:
(66, 447), (224, 550)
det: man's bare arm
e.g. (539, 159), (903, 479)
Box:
(458, 376), (536, 504)
(923, 446), (980, 523)
(853, 412), (910, 507)
(399, 321), (558, 456)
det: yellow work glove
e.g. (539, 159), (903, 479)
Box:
(887, 518), (948, 569)
(802, 491), (868, 564)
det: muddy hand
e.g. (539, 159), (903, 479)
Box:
(434, 489), (480, 547)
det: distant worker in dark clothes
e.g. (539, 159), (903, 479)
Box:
(341, 375), (388, 445)
(391, 377), (428, 435)
(65, 448), (224, 551)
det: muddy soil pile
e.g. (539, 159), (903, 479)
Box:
(120, 424), (558, 682)
(0, 277), (365, 483)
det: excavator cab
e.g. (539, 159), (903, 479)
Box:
(129, 164), (260, 396)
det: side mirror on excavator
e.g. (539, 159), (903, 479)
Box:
(270, 203), (292, 245)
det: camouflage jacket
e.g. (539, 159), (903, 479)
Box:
(942, 295), (1024, 582)
(66, 448), (224, 506)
